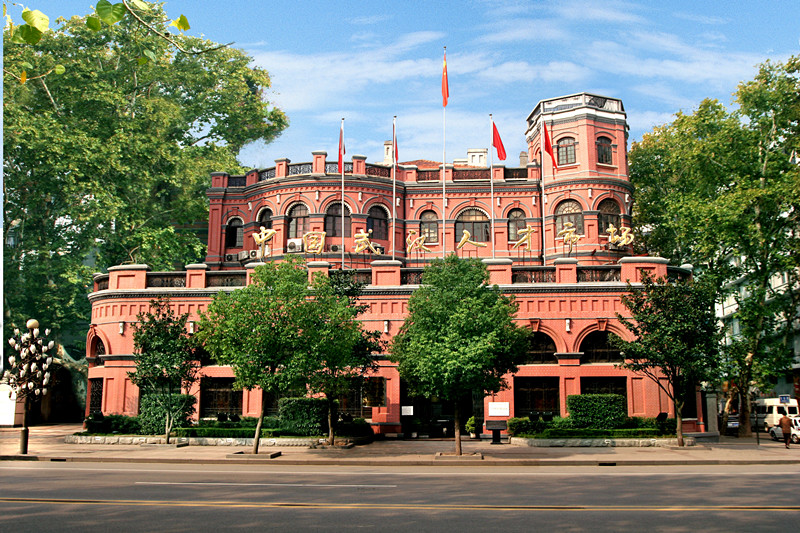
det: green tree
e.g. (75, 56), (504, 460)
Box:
(391, 255), (529, 455)
(3, 5), (287, 357)
(197, 257), (309, 455)
(615, 274), (721, 446)
(294, 271), (384, 445)
(129, 297), (199, 444)
(629, 56), (800, 435)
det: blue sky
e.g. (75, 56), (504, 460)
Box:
(15, 1), (800, 170)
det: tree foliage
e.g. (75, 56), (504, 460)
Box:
(197, 257), (309, 454)
(3, 4), (288, 356)
(615, 274), (721, 445)
(628, 56), (800, 435)
(391, 254), (529, 454)
(129, 297), (199, 443)
(295, 271), (384, 445)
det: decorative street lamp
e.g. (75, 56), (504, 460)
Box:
(4, 319), (55, 454)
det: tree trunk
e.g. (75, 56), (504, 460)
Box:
(164, 412), (172, 444)
(675, 398), (684, 447)
(252, 393), (267, 455)
(453, 401), (462, 456)
(327, 397), (335, 446)
(19, 398), (29, 455)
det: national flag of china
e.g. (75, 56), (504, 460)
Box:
(442, 50), (449, 107)
(338, 121), (346, 173)
(543, 121), (557, 169)
(492, 121), (506, 161)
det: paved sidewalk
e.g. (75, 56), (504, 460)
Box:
(2, 424), (799, 466)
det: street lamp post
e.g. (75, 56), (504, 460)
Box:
(4, 319), (54, 454)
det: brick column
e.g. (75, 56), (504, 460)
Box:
(371, 259), (401, 286)
(554, 258), (578, 283)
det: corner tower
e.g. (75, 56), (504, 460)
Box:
(526, 93), (633, 265)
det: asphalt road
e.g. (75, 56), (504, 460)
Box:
(1, 462), (798, 532)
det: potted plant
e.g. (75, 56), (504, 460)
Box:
(465, 416), (481, 439)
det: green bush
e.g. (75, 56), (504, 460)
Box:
(336, 418), (375, 439)
(549, 416), (573, 429)
(657, 417), (677, 436)
(507, 417), (550, 436)
(538, 428), (662, 439)
(278, 397), (329, 436)
(173, 427), (293, 438)
(566, 394), (627, 429)
(196, 416), (274, 429)
(84, 413), (142, 434)
(138, 394), (196, 435)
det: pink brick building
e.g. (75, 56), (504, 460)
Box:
(85, 93), (710, 434)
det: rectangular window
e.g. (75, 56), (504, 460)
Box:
(514, 377), (560, 418)
(200, 377), (243, 418)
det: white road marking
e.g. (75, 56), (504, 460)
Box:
(135, 481), (397, 488)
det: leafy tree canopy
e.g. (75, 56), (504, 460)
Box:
(615, 274), (721, 445)
(628, 56), (799, 434)
(391, 254), (529, 454)
(3, 4), (288, 354)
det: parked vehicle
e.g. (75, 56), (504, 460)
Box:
(768, 416), (800, 444)
(752, 398), (799, 432)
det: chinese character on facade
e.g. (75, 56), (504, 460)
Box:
(353, 229), (382, 254)
(406, 230), (432, 253)
(556, 222), (580, 255)
(302, 231), (327, 254)
(606, 224), (634, 246)
(457, 229), (488, 250)
(511, 225), (536, 250)
(252, 226), (277, 258)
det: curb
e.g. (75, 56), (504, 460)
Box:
(4, 454), (800, 467)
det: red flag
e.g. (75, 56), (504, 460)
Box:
(441, 50), (449, 107)
(543, 121), (557, 169)
(492, 121), (506, 161)
(338, 120), (345, 173)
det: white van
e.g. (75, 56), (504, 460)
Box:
(753, 398), (799, 432)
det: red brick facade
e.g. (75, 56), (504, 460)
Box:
(85, 93), (709, 434)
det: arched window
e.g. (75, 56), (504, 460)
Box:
(324, 202), (351, 238)
(597, 136), (613, 165)
(225, 217), (244, 248)
(420, 210), (439, 243)
(367, 206), (388, 240)
(455, 208), (490, 243)
(580, 331), (623, 363)
(257, 208), (273, 229)
(507, 208), (526, 242)
(92, 337), (105, 367)
(597, 199), (621, 234)
(287, 204), (309, 239)
(522, 332), (557, 364)
(554, 200), (583, 234)
(557, 137), (576, 166)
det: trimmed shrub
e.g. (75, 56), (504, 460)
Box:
(278, 397), (329, 436)
(549, 416), (573, 429)
(538, 428), (662, 439)
(566, 394), (627, 429)
(657, 417), (677, 436)
(84, 413), (142, 434)
(139, 394), (196, 435)
(173, 427), (293, 439)
(336, 418), (375, 439)
(507, 417), (550, 436)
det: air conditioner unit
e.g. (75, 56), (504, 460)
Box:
(237, 250), (250, 261)
(329, 244), (341, 253)
(249, 250), (259, 259)
(224, 254), (235, 262)
(286, 238), (304, 253)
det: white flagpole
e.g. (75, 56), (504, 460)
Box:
(540, 117), (547, 266)
(442, 47), (447, 259)
(392, 116), (397, 261)
(489, 114), (496, 258)
(340, 118), (346, 269)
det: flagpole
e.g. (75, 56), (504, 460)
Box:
(489, 114), (496, 258)
(340, 118), (346, 270)
(392, 116), (397, 261)
(540, 118), (547, 266)
(442, 46), (447, 259)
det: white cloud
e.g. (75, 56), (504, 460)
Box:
(551, 0), (646, 24)
(673, 12), (731, 25)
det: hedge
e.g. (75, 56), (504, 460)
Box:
(278, 397), (329, 436)
(138, 394), (196, 435)
(566, 394), (627, 429)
